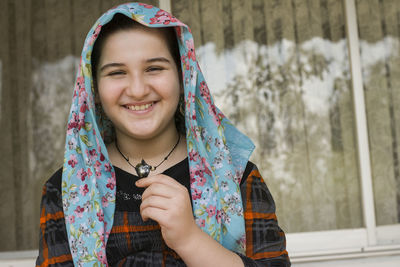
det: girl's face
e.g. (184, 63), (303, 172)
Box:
(97, 26), (181, 141)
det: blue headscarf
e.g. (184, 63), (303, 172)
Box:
(62, 3), (254, 266)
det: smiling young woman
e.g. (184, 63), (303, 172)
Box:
(36, 3), (290, 267)
(95, 20), (186, 175)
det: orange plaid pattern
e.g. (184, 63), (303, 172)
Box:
(36, 164), (290, 266)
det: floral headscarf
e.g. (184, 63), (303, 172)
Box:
(62, 3), (254, 266)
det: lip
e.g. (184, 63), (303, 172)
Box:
(122, 101), (156, 114)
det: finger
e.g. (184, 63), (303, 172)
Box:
(140, 206), (168, 224)
(140, 195), (170, 212)
(141, 182), (179, 200)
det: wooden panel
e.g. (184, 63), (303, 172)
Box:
(251, 0), (267, 45)
(380, 0), (400, 222)
(264, 0), (296, 44)
(0, 0), (17, 251)
(0, 0), (168, 252)
(198, 0), (224, 52)
(259, 0), (310, 232)
(356, 0), (398, 225)
(231, 0), (254, 44)
(171, 0), (202, 46)
(326, 0), (362, 228)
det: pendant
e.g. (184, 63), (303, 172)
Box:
(135, 159), (152, 178)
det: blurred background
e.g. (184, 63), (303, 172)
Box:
(0, 0), (399, 266)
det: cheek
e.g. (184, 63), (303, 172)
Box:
(98, 80), (120, 103)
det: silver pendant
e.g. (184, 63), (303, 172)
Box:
(135, 159), (152, 178)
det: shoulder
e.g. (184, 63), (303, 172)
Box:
(41, 167), (63, 208)
(240, 160), (256, 185)
(44, 167), (63, 192)
(240, 161), (276, 211)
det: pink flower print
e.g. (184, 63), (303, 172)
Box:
(206, 205), (216, 217)
(97, 227), (104, 243)
(149, 10), (178, 25)
(77, 168), (87, 182)
(87, 24), (101, 47)
(190, 125), (198, 140)
(216, 210), (223, 224)
(68, 154), (78, 168)
(196, 176), (206, 187)
(189, 149), (200, 161)
(88, 149), (98, 162)
(104, 163), (112, 172)
(175, 26), (182, 38)
(79, 91), (89, 113)
(87, 167), (93, 177)
(187, 92), (194, 109)
(79, 184), (89, 196)
(234, 170), (242, 184)
(74, 206), (85, 218)
(101, 196), (108, 207)
(139, 3), (153, 8)
(95, 171), (102, 179)
(94, 160), (102, 173)
(68, 112), (79, 130)
(186, 39), (196, 61)
(100, 153), (105, 161)
(96, 250), (107, 265)
(189, 171), (196, 188)
(201, 157), (212, 176)
(192, 188), (202, 200)
(68, 215), (75, 224)
(78, 112), (85, 129)
(181, 55), (189, 70)
(200, 81), (212, 104)
(106, 177), (115, 190)
(76, 76), (85, 91)
(209, 105), (222, 126)
(194, 167), (204, 179)
(97, 210), (104, 222)
(196, 218), (205, 228)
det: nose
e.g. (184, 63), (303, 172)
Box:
(125, 74), (150, 99)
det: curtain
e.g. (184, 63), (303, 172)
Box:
(356, 0), (400, 226)
(172, 0), (363, 233)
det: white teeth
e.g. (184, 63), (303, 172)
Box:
(126, 103), (153, 111)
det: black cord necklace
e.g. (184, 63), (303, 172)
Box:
(115, 134), (181, 178)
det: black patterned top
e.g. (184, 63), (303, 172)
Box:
(36, 158), (290, 266)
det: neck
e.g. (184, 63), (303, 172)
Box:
(113, 127), (181, 166)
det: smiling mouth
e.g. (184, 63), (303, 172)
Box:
(125, 102), (154, 111)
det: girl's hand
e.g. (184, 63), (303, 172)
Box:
(136, 174), (201, 251)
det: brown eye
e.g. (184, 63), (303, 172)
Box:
(146, 66), (163, 72)
(108, 71), (126, 76)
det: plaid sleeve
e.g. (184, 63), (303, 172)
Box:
(238, 163), (291, 267)
(36, 169), (73, 267)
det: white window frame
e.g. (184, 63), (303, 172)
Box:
(283, 0), (400, 262)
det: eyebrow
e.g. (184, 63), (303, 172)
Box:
(99, 57), (171, 72)
(99, 63), (124, 72)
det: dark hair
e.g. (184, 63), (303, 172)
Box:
(92, 14), (181, 83)
(91, 13), (185, 135)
